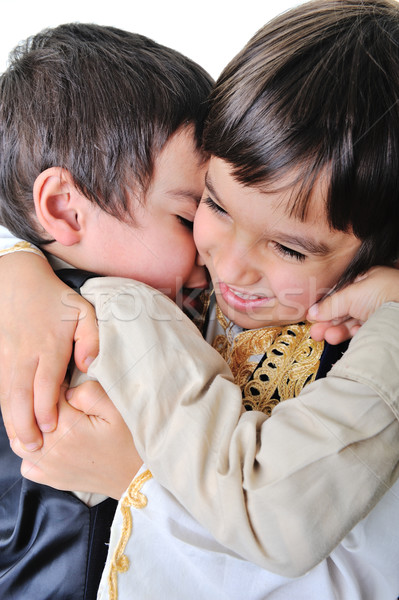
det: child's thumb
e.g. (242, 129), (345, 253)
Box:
(66, 381), (113, 420)
(307, 292), (346, 322)
(73, 302), (99, 373)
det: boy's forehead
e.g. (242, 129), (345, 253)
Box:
(151, 126), (207, 182)
(157, 126), (204, 167)
(144, 125), (208, 205)
(206, 157), (330, 224)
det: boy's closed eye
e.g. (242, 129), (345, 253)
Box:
(202, 195), (306, 262)
(271, 241), (306, 262)
(203, 196), (228, 216)
(177, 215), (194, 230)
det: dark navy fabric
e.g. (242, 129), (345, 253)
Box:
(0, 269), (117, 599)
(316, 340), (349, 380)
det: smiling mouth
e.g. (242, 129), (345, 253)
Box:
(218, 282), (274, 308)
(230, 289), (265, 300)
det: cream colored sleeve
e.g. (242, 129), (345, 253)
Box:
(83, 277), (399, 577)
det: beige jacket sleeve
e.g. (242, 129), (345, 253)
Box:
(83, 277), (399, 577)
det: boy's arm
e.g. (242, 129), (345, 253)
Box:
(0, 229), (99, 448)
(81, 277), (399, 578)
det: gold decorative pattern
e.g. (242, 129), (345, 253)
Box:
(108, 469), (153, 600)
(213, 307), (324, 416)
(0, 241), (45, 258)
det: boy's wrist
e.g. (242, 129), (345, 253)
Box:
(329, 302), (399, 416)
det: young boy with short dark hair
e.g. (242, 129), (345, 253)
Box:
(0, 22), (213, 599)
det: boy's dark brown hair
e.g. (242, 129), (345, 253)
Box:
(204, 0), (399, 286)
(0, 23), (213, 245)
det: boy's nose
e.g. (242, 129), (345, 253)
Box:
(214, 246), (259, 287)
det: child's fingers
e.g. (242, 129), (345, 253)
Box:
(73, 299), (99, 373)
(26, 293), (98, 434)
(307, 292), (349, 323)
(309, 266), (399, 326)
(323, 318), (363, 344)
(310, 318), (363, 344)
(0, 396), (16, 442)
(5, 361), (43, 450)
(0, 343), (38, 446)
(66, 381), (117, 423)
(309, 320), (349, 344)
(20, 458), (44, 483)
(31, 296), (97, 432)
(308, 321), (331, 342)
(10, 436), (35, 461)
(32, 357), (70, 435)
(11, 439), (47, 484)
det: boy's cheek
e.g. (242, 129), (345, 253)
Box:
(274, 279), (320, 322)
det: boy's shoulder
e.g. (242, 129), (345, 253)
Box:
(79, 275), (199, 334)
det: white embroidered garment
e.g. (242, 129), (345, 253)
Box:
(98, 467), (399, 600)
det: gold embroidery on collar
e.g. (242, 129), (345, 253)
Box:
(242, 323), (324, 414)
(0, 241), (45, 258)
(213, 307), (324, 416)
(213, 306), (284, 390)
(108, 469), (153, 600)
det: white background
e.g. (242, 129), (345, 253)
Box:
(0, 0), (306, 79)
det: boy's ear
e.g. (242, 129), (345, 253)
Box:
(33, 167), (86, 246)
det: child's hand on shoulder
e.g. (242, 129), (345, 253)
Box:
(0, 252), (99, 451)
(307, 266), (399, 344)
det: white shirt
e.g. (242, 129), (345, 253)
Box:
(98, 467), (399, 600)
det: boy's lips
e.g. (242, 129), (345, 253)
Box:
(218, 282), (274, 311)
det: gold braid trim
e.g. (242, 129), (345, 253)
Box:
(213, 307), (324, 416)
(242, 323), (324, 414)
(0, 241), (46, 258)
(108, 469), (153, 600)
(213, 307), (283, 391)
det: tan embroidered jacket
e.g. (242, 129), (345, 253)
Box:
(80, 277), (399, 577)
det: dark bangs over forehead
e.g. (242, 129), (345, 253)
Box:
(203, 0), (399, 283)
